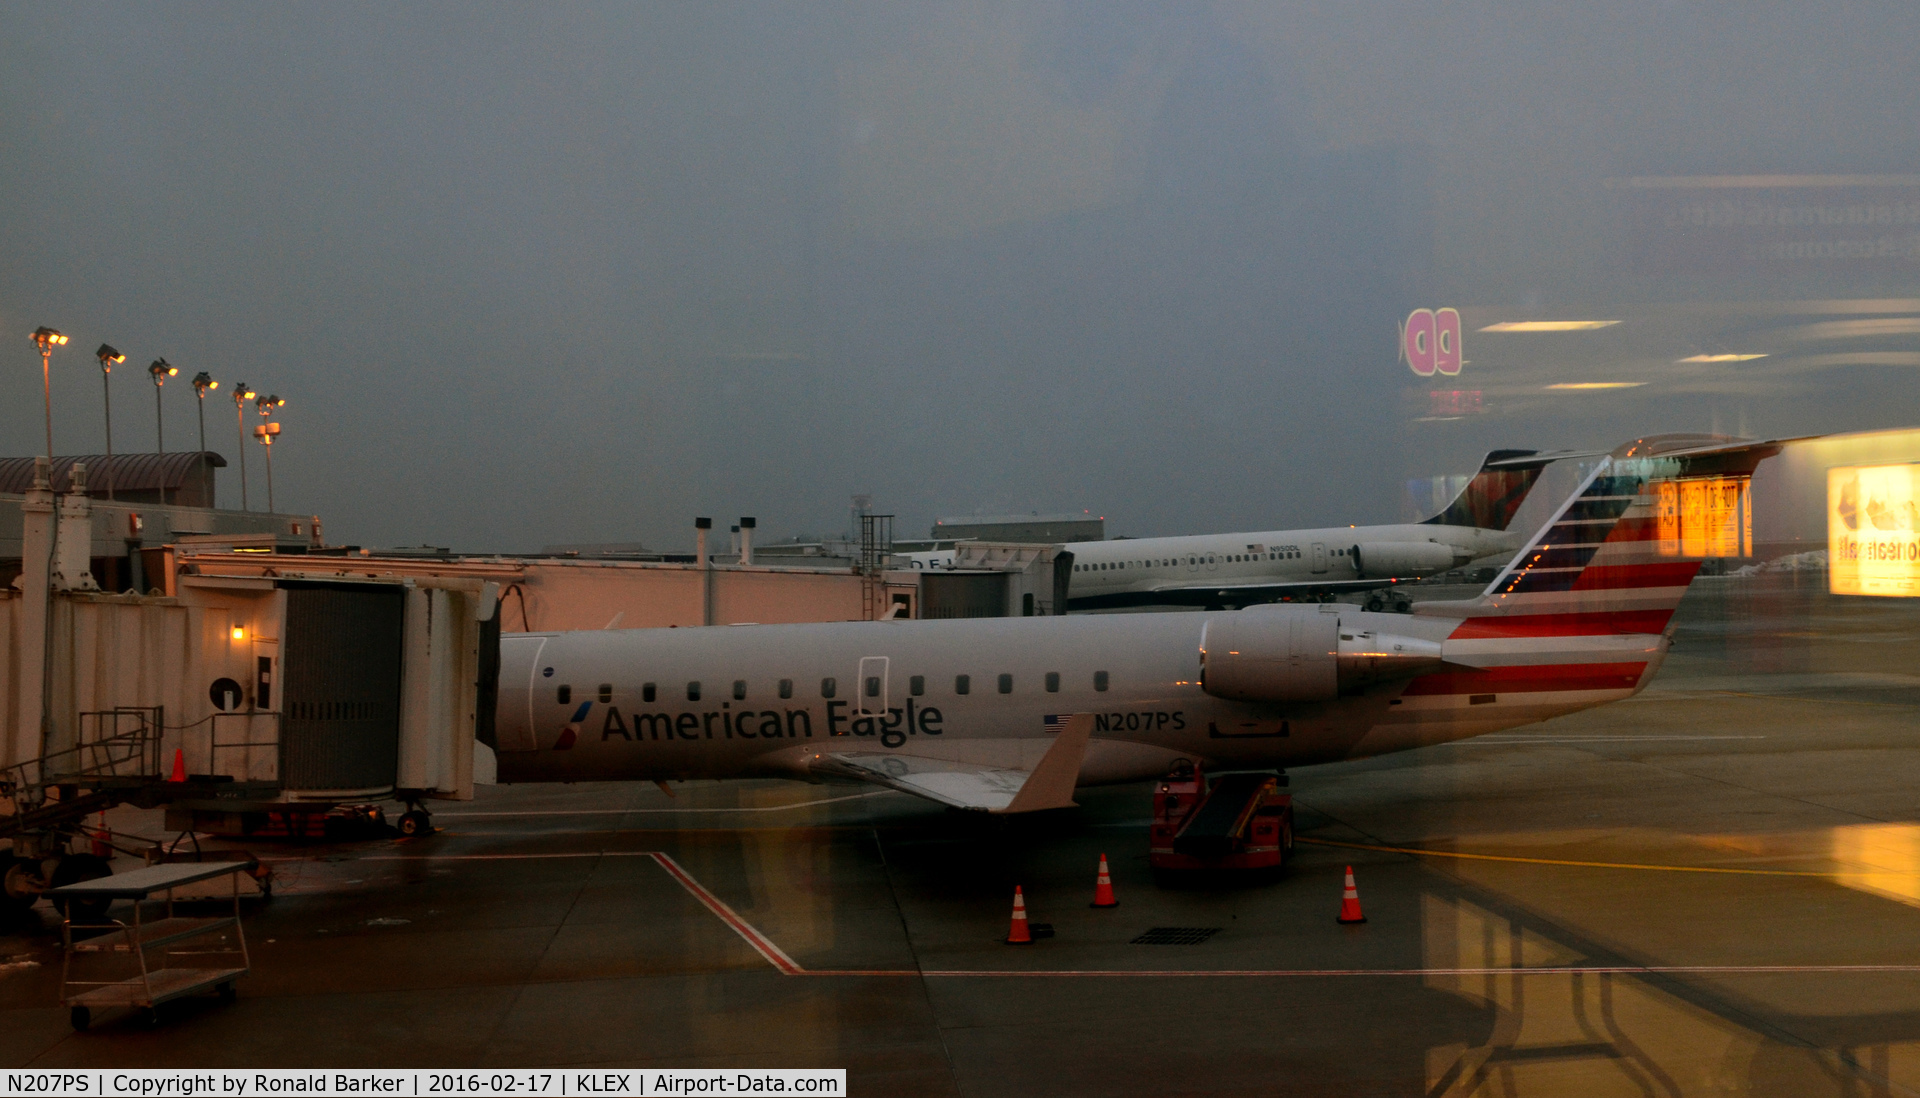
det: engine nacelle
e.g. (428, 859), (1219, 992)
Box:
(1201, 607), (1341, 702)
(1350, 540), (1458, 579)
(1202, 606), (1445, 702)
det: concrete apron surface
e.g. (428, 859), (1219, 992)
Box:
(3, 573), (1919, 1097)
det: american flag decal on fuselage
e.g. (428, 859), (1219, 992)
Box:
(1043, 714), (1068, 733)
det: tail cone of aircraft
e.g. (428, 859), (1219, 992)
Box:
(1006, 886), (1033, 944)
(1336, 866), (1367, 925)
(1091, 854), (1118, 909)
(169, 749), (187, 783)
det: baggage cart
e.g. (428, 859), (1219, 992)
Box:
(47, 858), (255, 1030)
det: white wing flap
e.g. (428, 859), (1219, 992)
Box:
(825, 754), (1030, 811)
(815, 713), (1096, 814)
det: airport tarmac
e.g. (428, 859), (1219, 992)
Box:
(3, 572), (1918, 1096)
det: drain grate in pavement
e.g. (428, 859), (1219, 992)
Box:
(1130, 927), (1221, 945)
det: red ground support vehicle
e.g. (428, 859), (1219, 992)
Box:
(1149, 760), (1293, 880)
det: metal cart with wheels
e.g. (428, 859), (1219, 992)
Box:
(46, 859), (256, 1030)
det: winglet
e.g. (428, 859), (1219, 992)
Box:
(998, 713), (1094, 814)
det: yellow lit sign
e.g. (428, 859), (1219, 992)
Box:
(1656, 476), (1751, 558)
(1829, 464), (1920, 597)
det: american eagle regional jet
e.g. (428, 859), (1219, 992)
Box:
(492, 435), (1785, 813)
(906, 450), (1570, 611)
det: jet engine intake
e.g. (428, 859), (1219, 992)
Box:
(1350, 540), (1458, 579)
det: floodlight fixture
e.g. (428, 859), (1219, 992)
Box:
(191, 372), (219, 453)
(255, 393), (285, 416)
(32, 326), (68, 460)
(96, 345), (125, 498)
(253, 421), (283, 511)
(148, 358), (177, 452)
(233, 382), (254, 510)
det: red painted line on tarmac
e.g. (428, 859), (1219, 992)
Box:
(647, 852), (805, 976)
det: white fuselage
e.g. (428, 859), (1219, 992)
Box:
(492, 606), (1662, 787)
(906, 522), (1521, 601)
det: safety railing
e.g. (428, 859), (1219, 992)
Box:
(0, 707), (165, 801)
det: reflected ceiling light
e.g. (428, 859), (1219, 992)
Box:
(1788, 317), (1920, 341)
(1546, 382), (1645, 390)
(1678, 353), (1767, 363)
(1480, 321), (1620, 332)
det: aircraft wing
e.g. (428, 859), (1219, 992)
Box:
(1070, 577), (1402, 611)
(810, 713), (1094, 813)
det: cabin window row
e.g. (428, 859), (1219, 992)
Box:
(556, 669), (1111, 705)
(1074, 550), (1303, 572)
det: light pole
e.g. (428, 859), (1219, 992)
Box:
(95, 344), (124, 500)
(190, 372), (218, 454)
(32, 327), (68, 461)
(148, 358), (177, 452)
(254, 394), (284, 512)
(232, 382), (256, 510)
(253, 421), (282, 512)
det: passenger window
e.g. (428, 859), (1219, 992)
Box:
(1094, 671), (1109, 692)
(998, 673), (1013, 694)
(557, 685), (572, 705)
(1045, 672), (1060, 693)
(598, 684), (612, 703)
(821, 677), (837, 698)
(778, 679), (793, 699)
(910, 675), (925, 696)
(643, 683), (656, 703)
(955, 674), (970, 695)
(687, 681), (701, 701)
(865, 676), (881, 697)
(733, 680), (747, 701)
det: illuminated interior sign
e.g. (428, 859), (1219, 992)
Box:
(1656, 476), (1752, 559)
(1829, 464), (1920, 597)
(1403, 308), (1462, 377)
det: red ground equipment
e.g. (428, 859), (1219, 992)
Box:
(1149, 760), (1293, 879)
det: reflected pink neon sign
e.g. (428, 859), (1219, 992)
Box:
(1402, 308), (1463, 376)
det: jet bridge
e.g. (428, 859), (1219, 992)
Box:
(2, 462), (500, 918)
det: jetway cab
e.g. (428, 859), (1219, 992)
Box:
(156, 576), (501, 840)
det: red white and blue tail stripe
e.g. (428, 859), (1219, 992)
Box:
(1404, 435), (1786, 717)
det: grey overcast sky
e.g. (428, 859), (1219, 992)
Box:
(5, 3), (1919, 551)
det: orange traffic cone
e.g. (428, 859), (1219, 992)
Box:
(1336, 865), (1367, 925)
(1090, 853), (1118, 908)
(1005, 886), (1033, 944)
(169, 748), (186, 783)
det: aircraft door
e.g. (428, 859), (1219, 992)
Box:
(857, 656), (889, 717)
(494, 635), (548, 752)
(1205, 552), (1219, 573)
(1310, 543), (1328, 573)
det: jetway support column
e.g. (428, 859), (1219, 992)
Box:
(10, 459), (55, 781)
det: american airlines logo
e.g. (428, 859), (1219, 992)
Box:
(1402, 307), (1463, 377)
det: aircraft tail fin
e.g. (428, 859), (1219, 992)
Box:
(1420, 449), (1558, 531)
(1403, 435), (1792, 708)
(1423, 434), (1788, 635)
